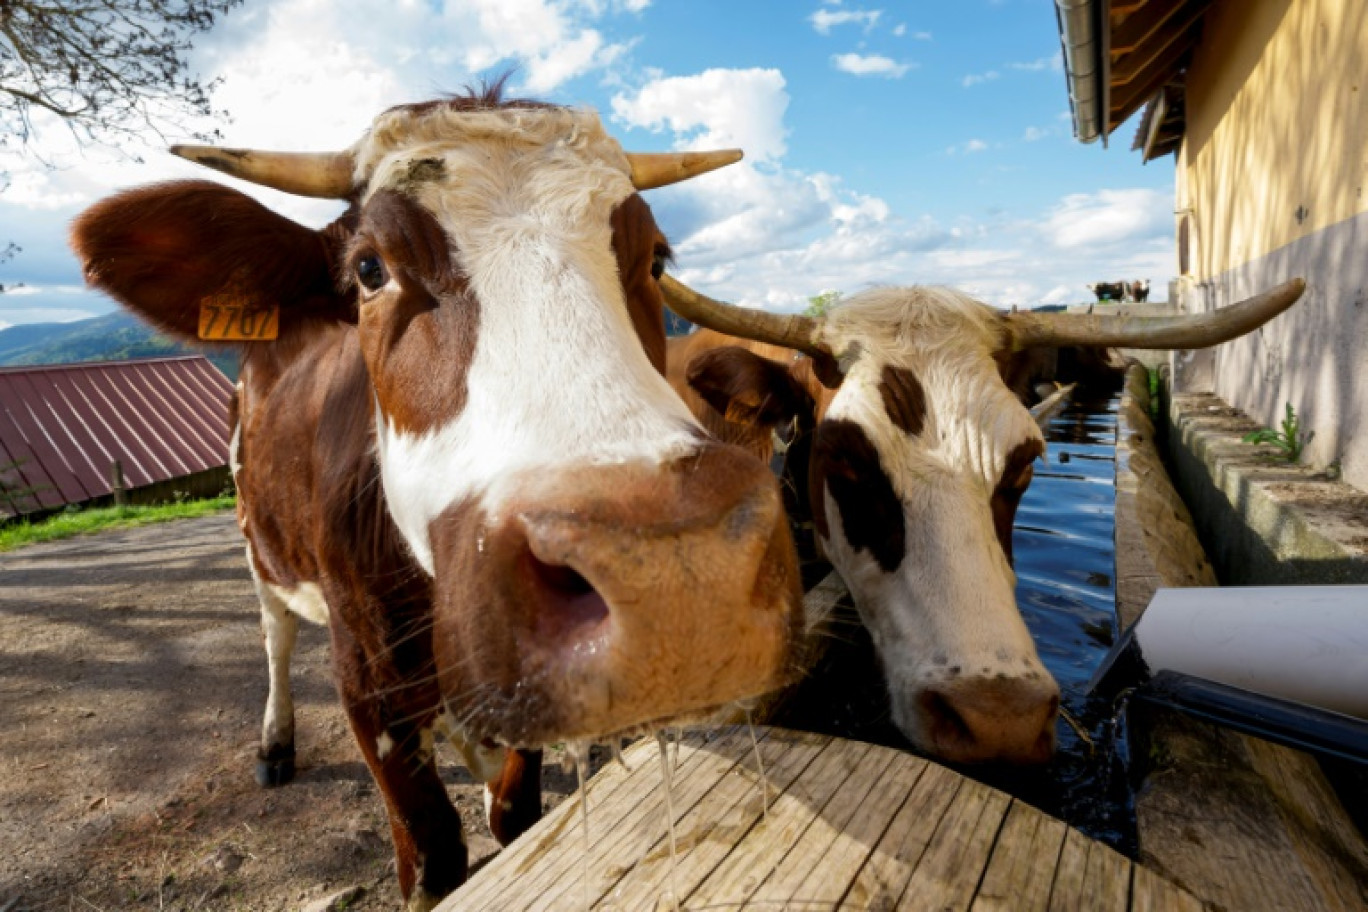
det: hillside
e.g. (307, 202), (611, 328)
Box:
(0, 311), (238, 380)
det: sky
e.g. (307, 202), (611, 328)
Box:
(0, 0), (1178, 331)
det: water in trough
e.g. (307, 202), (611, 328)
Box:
(774, 388), (1136, 854)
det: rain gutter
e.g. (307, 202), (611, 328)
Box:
(1055, 0), (1107, 145)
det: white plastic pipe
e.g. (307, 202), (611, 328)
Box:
(1134, 586), (1368, 720)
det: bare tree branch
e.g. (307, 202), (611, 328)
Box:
(0, 0), (241, 151)
(0, 0), (240, 291)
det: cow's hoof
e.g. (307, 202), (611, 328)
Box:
(255, 746), (296, 787)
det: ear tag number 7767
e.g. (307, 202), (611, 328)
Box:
(198, 300), (280, 341)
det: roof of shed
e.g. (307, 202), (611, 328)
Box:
(0, 356), (234, 516)
(1057, 0), (1211, 156)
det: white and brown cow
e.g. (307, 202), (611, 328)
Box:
(663, 276), (1305, 766)
(71, 89), (803, 910)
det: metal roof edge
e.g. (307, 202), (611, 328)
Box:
(1055, 0), (1107, 144)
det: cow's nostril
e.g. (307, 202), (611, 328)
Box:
(525, 551), (609, 645)
(921, 688), (972, 745)
(531, 555), (594, 598)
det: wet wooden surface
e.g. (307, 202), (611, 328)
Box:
(442, 727), (1202, 911)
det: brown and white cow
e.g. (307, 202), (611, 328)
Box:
(71, 89), (803, 909)
(662, 276), (1305, 766)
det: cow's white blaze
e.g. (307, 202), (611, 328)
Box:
(816, 287), (1053, 738)
(353, 106), (699, 574)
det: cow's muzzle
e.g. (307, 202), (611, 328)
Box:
(429, 444), (804, 747)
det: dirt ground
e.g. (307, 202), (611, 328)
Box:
(0, 514), (594, 911)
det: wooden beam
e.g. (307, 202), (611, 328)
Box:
(1112, 0), (1208, 86)
(1141, 89), (1170, 160)
(1111, 0), (1184, 55)
(1110, 33), (1197, 129)
(1111, 0), (1147, 14)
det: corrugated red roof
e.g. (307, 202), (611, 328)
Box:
(0, 356), (234, 516)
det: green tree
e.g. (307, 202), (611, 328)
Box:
(805, 290), (843, 318)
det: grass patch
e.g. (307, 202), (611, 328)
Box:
(1, 495), (236, 552)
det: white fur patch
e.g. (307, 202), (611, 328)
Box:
(228, 418), (242, 479)
(376, 731), (395, 761)
(263, 580), (330, 627)
(358, 107), (700, 573)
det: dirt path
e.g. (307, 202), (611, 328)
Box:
(0, 514), (588, 911)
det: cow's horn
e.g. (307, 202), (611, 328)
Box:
(1005, 278), (1306, 350)
(659, 274), (831, 362)
(627, 150), (743, 190)
(170, 145), (356, 199)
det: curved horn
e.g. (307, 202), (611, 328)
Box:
(1006, 278), (1306, 350)
(659, 274), (829, 360)
(170, 145), (356, 199)
(627, 150), (743, 190)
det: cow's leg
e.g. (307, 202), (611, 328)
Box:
(344, 706), (469, 909)
(254, 580), (299, 787)
(329, 617), (468, 909)
(485, 748), (543, 846)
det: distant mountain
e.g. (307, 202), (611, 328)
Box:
(0, 311), (238, 380)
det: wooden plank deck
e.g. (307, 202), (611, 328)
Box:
(442, 727), (1201, 911)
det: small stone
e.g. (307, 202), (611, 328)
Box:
(206, 844), (244, 874)
(301, 885), (365, 912)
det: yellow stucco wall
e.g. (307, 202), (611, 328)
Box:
(1176, 0), (1368, 279)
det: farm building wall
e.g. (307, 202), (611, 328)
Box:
(1170, 0), (1368, 491)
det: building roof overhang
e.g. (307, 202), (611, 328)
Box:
(1055, 0), (1212, 159)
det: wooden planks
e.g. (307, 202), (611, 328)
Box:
(441, 727), (1198, 910)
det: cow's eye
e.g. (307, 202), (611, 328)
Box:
(651, 250), (667, 280)
(355, 254), (388, 292)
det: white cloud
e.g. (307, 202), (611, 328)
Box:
(885, 22), (929, 39)
(1042, 188), (1172, 249)
(831, 53), (913, 78)
(611, 68), (790, 162)
(1009, 54), (1063, 73)
(1023, 126), (1048, 141)
(810, 7), (881, 34)
(962, 70), (1000, 87)
(0, 172), (90, 211)
(945, 139), (989, 155)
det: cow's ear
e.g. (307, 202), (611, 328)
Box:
(686, 346), (813, 429)
(71, 180), (353, 342)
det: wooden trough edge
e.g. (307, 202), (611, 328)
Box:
(442, 726), (1202, 911)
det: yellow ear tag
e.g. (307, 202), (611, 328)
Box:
(198, 298), (280, 341)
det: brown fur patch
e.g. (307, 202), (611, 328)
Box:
(610, 194), (669, 373)
(686, 346), (814, 430)
(810, 419), (905, 573)
(879, 364), (927, 435)
(351, 190), (478, 435)
(989, 438), (1045, 563)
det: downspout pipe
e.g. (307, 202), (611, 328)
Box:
(1056, 0), (1106, 144)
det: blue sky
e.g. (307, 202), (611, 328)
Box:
(0, 0), (1176, 329)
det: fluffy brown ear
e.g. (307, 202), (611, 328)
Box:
(686, 345), (813, 430)
(70, 180), (350, 342)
